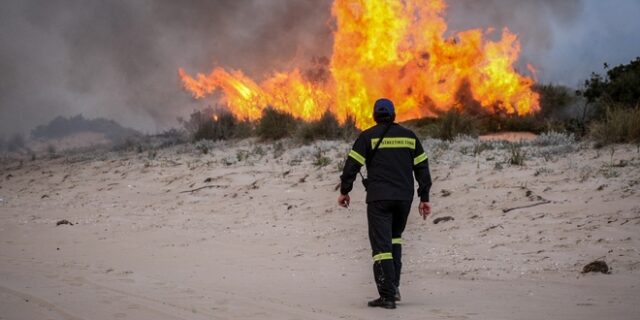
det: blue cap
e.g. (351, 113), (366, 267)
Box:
(373, 98), (395, 116)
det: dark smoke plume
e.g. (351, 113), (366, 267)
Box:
(0, 0), (333, 137)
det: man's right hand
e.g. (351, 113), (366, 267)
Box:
(418, 202), (431, 220)
(338, 194), (350, 208)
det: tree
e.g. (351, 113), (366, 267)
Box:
(579, 57), (640, 110)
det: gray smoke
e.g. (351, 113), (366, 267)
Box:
(1, 0), (639, 137)
(447, 0), (585, 52)
(0, 0), (333, 137)
(446, 0), (640, 86)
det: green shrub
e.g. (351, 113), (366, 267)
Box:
(192, 111), (247, 141)
(580, 58), (640, 107)
(405, 110), (568, 138)
(508, 143), (526, 166)
(476, 114), (545, 134)
(578, 57), (640, 120)
(232, 119), (254, 139)
(589, 106), (640, 147)
(272, 141), (285, 158)
(434, 109), (477, 140)
(155, 128), (189, 148)
(181, 107), (252, 142)
(401, 117), (439, 138)
(297, 111), (340, 142)
(257, 107), (299, 140)
(312, 149), (331, 167)
(473, 142), (492, 157)
(297, 111), (360, 143)
(340, 115), (359, 140)
(401, 109), (476, 140)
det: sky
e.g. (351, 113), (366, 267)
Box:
(1, 0), (639, 136)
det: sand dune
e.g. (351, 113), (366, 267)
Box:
(1, 136), (639, 319)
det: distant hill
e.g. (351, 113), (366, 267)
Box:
(31, 114), (140, 143)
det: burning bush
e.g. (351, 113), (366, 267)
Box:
(179, 0), (541, 130)
(182, 107), (252, 141)
(193, 112), (237, 141)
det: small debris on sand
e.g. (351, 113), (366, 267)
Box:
(612, 160), (628, 168)
(502, 200), (551, 213)
(56, 219), (74, 226)
(433, 216), (455, 224)
(440, 189), (452, 197)
(482, 224), (503, 232)
(582, 260), (610, 274)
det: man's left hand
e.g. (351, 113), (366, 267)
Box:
(419, 201), (431, 220)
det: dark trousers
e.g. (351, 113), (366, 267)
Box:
(367, 200), (411, 300)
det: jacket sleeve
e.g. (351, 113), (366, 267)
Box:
(412, 136), (432, 202)
(339, 134), (368, 195)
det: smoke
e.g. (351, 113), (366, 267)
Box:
(1, 0), (639, 136)
(446, 0), (640, 87)
(447, 0), (584, 50)
(0, 0), (333, 136)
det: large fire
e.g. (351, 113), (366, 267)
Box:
(179, 0), (540, 129)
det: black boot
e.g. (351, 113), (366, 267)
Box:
(367, 297), (396, 309)
(395, 287), (401, 301)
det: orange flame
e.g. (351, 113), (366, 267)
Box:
(179, 0), (540, 129)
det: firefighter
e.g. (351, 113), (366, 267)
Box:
(338, 98), (432, 309)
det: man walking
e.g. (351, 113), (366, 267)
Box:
(338, 98), (432, 309)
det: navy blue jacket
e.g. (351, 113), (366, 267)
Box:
(340, 123), (432, 203)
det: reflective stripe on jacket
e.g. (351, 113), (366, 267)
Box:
(340, 123), (432, 203)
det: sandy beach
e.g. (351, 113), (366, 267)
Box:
(1, 136), (639, 319)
